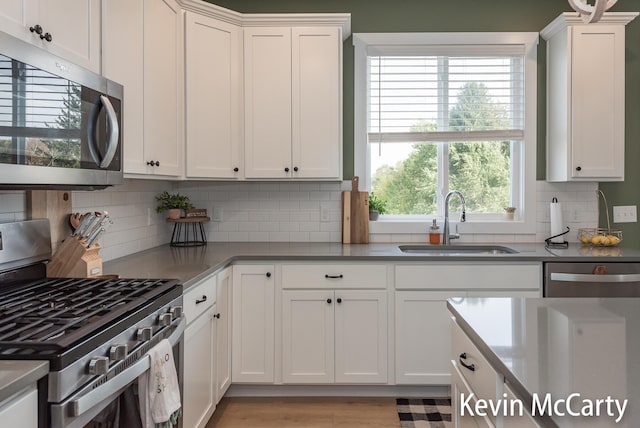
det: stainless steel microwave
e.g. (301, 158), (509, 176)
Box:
(0, 31), (123, 189)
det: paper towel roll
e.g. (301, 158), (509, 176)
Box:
(550, 197), (564, 243)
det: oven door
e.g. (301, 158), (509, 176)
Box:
(49, 317), (185, 428)
(544, 262), (640, 297)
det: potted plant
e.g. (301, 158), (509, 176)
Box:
(368, 192), (387, 221)
(155, 191), (194, 219)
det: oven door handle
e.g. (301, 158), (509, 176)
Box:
(550, 272), (640, 283)
(69, 317), (185, 417)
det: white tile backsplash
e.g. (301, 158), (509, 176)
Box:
(0, 179), (599, 261)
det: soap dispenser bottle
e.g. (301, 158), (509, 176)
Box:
(429, 219), (441, 245)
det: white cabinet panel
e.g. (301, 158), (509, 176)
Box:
(185, 12), (242, 179)
(215, 267), (232, 402)
(0, 386), (38, 428)
(291, 27), (341, 179)
(244, 26), (342, 180)
(232, 265), (275, 383)
(542, 14), (636, 182)
(282, 290), (334, 383)
(244, 28), (292, 178)
(281, 263), (387, 289)
(395, 291), (464, 385)
(184, 304), (216, 428)
(334, 290), (387, 383)
(0, 0), (101, 72)
(143, 0), (184, 177)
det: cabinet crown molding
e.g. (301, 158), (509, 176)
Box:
(177, 0), (351, 40)
(541, 11), (639, 40)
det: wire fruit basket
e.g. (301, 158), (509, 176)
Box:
(577, 190), (622, 247)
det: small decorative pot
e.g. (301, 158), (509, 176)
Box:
(369, 210), (379, 221)
(168, 208), (181, 220)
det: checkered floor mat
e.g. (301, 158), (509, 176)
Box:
(396, 398), (453, 428)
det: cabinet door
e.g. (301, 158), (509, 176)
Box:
(185, 12), (242, 179)
(451, 361), (495, 428)
(102, 0), (145, 174)
(232, 265), (275, 383)
(244, 27), (292, 178)
(143, 0), (184, 177)
(570, 25), (625, 180)
(38, 0), (101, 72)
(184, 306), (216, 428)
(282, 290), (334, 383)
(396, 291), (464, 385)
(334, 290), (387, 383)
(291, 27), (341, 179)
(0, 385), (38, 428)
(215, 267), (232, 402)
(0, 0), (100, 73)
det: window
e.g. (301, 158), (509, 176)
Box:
(353, 33), (538, 234)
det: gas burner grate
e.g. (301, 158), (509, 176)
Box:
(0, 277), (179, 354)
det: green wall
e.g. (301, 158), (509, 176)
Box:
(209, 0), (640, 241)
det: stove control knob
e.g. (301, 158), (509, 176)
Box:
(137, 326), (153, 341)
(159, 313), (172, 326)
(170, 306), (183, 319)
(109, 344), (128, 361)
(88, 356), (109, 375)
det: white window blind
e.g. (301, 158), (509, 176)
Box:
(368, 51), (525, 144)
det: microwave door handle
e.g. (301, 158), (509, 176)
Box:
(86, 99), (102, 167)
(550, 272), (640, 283)
(98, 94), (119, 169)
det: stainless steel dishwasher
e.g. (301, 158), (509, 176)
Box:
(544, 262), (640, 297)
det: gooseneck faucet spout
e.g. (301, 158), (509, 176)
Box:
(443, 190), (466, 245)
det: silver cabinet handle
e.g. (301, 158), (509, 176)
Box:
(550, 272), (640, 283)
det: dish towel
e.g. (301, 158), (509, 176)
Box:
(138, 339), (182, 428)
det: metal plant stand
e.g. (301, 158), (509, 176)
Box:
(167, 217), (210, 247)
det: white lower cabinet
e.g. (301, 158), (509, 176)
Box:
(451, 361), (495, 428)
(395, 291), (464, 385)
(395, 263), (541, 386)
(183, 275), (217, 428)
(215, 267), (232, 402)
(0, 385), (38, 428)
(282, 289), (387, 384)
(232, 264), (275, 383)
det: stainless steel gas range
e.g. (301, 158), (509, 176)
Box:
(0, 220), (184, 428)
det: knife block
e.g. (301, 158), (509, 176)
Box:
(47, 237), (103, 278)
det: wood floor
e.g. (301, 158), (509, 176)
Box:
(205, 397), (401, 428)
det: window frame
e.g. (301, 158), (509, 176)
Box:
(353, 32), (539, 235)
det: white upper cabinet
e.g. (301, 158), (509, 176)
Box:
(0, 0), (101, 72)
(542, 13), (638, 182)
(244, 26), (343, 180)
(185, 12), (242, 179)
(103, 0), (184, 177)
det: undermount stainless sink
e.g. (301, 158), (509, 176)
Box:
(398, 244), (518, 255)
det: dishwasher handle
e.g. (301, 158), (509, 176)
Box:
(550, 272), (640, 283)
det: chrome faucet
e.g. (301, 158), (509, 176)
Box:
(443, 190), (466, 245)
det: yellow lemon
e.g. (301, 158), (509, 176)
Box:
(580, 236), (590, 244)
(591, 235), (603, 245)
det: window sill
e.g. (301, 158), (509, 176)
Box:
(369, 218), (535, 235)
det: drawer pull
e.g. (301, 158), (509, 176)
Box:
(325, 274), (343, 279)
(327, 298), (332, 304)
(459, 352), (476, 372)
(195, 295), (208, 305)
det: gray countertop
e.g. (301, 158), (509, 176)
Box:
(0, 361), (48, 403)
(104, 241), (640, 289)
(448, 297), (640, 428)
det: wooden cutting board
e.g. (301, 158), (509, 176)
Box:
(342, 176), (369, 243)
